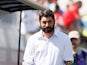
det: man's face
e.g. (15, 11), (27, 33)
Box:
(40, 16), (55, 33)
(71, 38), (80, 47)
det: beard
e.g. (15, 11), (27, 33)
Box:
(41, 25), (54, 33)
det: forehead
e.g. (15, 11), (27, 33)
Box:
(40, 16), (53, 21)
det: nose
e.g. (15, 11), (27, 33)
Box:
(46, 22), (49, 27)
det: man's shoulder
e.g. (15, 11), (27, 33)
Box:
(56, 30), (69, 38)
(77, 48), (87, 56)
(77, 48), (87, 61)
(82, 49), (87, 56)
(28, 31), (41, 39)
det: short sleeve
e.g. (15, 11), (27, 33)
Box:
(63, 36), (74, 62)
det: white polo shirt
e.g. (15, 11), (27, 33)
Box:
(22, 30), (73, 65)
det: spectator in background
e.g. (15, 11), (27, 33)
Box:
(54, 3), (64, 31)
(54, 3), (63, 23)
(66, 0), (75, 10)
(35, 0), (45, 5)
(44, 0), (58, 11)
(62, 1), (82, 34)
(22, 9), (73, 65)
(68, 30), (87, 65)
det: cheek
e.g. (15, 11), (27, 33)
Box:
(51, 22), (55, 26)
(77, 41), (80, 45)
(40, 23), (45, 28)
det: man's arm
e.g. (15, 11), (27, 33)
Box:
(63, 36), (74, 65)
(22, 37), (35, 65)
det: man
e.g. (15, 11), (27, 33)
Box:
(22, 9), (73, 65)
(68, 30), (87, 65)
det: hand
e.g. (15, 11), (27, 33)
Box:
(65, 61), (72, 65)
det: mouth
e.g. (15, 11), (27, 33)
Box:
(43, 27), (53, 33)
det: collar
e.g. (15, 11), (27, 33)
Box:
(39, 29), (58, 39)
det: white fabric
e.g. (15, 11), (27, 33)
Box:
(22, 30), (73, 65)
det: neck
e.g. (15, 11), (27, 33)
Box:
(42, 31), (54, 39)
(73, 46), (78, 52)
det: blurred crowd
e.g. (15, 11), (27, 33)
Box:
(21, 0), (87, 46)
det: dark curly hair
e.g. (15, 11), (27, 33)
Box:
(39, 9), (55, 22)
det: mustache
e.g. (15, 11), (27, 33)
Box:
(44, 27), (52, 29)
(41, 26), (54, 33)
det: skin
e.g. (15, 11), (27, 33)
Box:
(66, 61), (72, 65)
(71, 38), (80, 52)
(40, 16), (54, 39)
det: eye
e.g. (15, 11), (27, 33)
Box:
(42, 21), (46, 24)
(48, 20), (52, 23)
